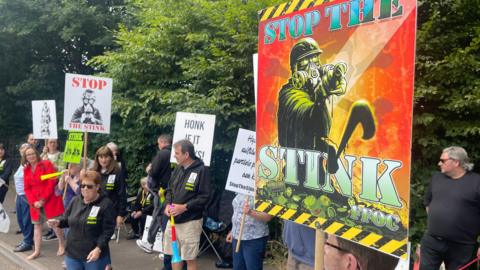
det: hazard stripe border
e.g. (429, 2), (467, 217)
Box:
(255, 200), (408, 259)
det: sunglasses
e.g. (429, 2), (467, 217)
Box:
(325, 241), (349, 253)
(80, 184), (96, 190)
(439, 158), (453, 164)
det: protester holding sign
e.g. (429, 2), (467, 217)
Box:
(23, 146), (65, 260)
(47, 170), (115, 269)
(421, 146), (480, 270)
(226, 194), (271, 270)
(92, 146), (127, 232)
(163, 139), (211, 270)
(324, 234), (398, 270)
(13, 143), (34, 253)
(41, 139), (65, 172)
(0, 143), (13, 203)
(57, 163), (81, 209)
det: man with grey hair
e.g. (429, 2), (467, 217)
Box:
(421, 146), (480, 269)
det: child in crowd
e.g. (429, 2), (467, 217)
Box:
(128, 177), (154, 239)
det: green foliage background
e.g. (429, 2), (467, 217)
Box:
(1, 0), (480, 256)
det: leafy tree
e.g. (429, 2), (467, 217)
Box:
(0, 0), (125, 143)
(91, 0), (284, 190)
(410, 0), (480, 245)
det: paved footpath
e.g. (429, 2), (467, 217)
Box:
(0, 186), (277, 270)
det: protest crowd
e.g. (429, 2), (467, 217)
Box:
(1, 1), (480, 270)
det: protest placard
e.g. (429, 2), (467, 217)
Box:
(171, 112), (216, 166)
(225, 129), (256, 196)
(63, 131), (84, 164)
(255, 0), (417, 260)
(63, 73), (112, 134)
(32, 100), (58, 139)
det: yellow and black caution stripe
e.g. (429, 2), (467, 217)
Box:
(259, 0), (331, 22)
(255, 200), (407, 259)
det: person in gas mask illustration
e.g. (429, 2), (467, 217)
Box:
(278, 37), (347, 153)
(71, 89), (103, 125)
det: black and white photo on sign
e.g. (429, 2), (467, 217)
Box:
(63, 73), (112, 134)
(32, 100), (58, 139)
(170, 112), (216, 166)
(225, 129), (256, 196)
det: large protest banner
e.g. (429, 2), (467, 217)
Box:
(255, 0), (416, 259)
(63, 73), (112, 134)
(32, 100), (58, 139)
(171, 112), (216, 166)
(225, 129), (256, 196)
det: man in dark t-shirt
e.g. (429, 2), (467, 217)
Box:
(421, 146), (480, 270)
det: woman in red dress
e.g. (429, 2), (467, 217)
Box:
(23, 146), (65, 260)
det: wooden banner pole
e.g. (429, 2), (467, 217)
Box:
(83, 132), (88, 171)
(235, 197), (249, 253)
(315, 229), (325, 270)
(62, 163), (71, 200)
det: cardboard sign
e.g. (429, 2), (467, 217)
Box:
(171, 112), (216, 166)
(32, 100), (58, 139)
(63, 131), (83, 164)
(255, 0), (417, 259)
(63, 73), (112, 134)
(225, 129), (256, 196)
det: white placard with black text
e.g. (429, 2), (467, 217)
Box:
(171, 112), (216, 166)
(32, 100), (58, 139)
(225, 129), (256, 196)
(63, 73), (112, 134)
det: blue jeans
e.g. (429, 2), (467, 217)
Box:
(65, 254), (110, 270)
(232, 236), (268, 270)
(15, 195), (33, 246)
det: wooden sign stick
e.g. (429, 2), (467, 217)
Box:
(235, 202), (248, 253)
(314, 229), (325, 270)
(83, 132), (88, 171)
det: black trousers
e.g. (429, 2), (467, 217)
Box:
(420, 233), (478, 270)
(0, 185), (8, 203)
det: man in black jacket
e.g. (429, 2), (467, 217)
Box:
(163, 139), (210, 270)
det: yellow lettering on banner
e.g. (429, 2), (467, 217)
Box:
(261, 6), (275, 21)
(341, 227), (362, 240)
(379, 239), (407, 254)
(273, 2), (287, 18)
(294, 213), (311, 224)
(285, 0), (301, 14)
(324, 222), (344, 234)
(268, 205), (283, 216)
(281, 209), (296, 220)
(358, 233), (382, 246)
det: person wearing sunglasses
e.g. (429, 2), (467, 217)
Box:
(421, 146), (480, 270)
(71, 89), (103, 125)
(48, 170), (115, 270)
(324, 234), (398, 270)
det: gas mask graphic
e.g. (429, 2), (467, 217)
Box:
(291, 61), (322, 90)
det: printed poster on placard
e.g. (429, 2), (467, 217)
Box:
(255, 0), (417, 259)
(225, 129), (256, 196)
(63, 73), (112, 134)
(32, 100), (58, 139)
(171, 112), (216, 166)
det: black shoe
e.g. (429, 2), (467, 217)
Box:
(43, 230), (52, 237)
(13, 244), (33, 252)
(15, 229), (22, 234)
(126, 233), (139, 240)
(42, 233), (57, 241)
(215, 260), (232, 268)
